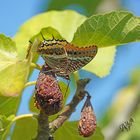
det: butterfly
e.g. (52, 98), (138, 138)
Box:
(37, 33), (98, 79)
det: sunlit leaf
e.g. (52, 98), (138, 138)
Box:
(83, 46), (116, 77)
(30, 27), (64, 43)
(0, 35), (29, 96)
(1, 115), (37, 140)
(0, 96), (20, 116)
(14, 10), (86, 59)
(72, 11), (140, 47)
(0, 115), (14, 140)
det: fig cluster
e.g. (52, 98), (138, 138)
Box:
(35, 64), (63, 116)
(78, 95), (96, 137)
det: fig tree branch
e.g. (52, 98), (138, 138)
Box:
(34, 78), (91, 140)
(33, 111), (50, 140)
(49, 78), (91, 133)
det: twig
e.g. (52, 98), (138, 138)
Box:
(103, 84), (140, 140)
(49, 78), (91, 133)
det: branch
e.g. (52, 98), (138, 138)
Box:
(49, 78), (91, 133)
(103, 84), (140, 140)
(33, 111), (50, 140)
(33, 78), (90, 140)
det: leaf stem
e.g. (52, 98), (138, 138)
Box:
(12, 114), (35, 122)
(31, 63), (42, 70)
(24, 81), (36, 88)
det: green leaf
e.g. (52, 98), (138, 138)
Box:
(55, 121), (104, 140)
(30, 27), (64, 43)
(14, 10), (86, 59)
(0, 93), (20, 138)
(0, 34), (30, 96)
(72, 11), (140, 47)
(0, 34), (16, 63)
(1, 115), (37, 140)
(0, 96), (20, 116)
(0, 115), (14, 139)
(48, 0), (102, 16)
(1, 117), (104, 140)
(83, 46), (116, 77)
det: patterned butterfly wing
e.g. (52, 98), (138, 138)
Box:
(37, 38), (98, 77)
(64, 43), (97, 75)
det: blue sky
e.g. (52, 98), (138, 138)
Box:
(0, 0), (48, 36)
(0, 0), (140, 121)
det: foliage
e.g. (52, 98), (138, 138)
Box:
(72, 11), (140, 47)
(14, 10), (115, 77)
(1, 115), (37, 140)
(0, 35), (29, 96)
(1, 116), (104, 140)
(1, 9), (140, 139)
